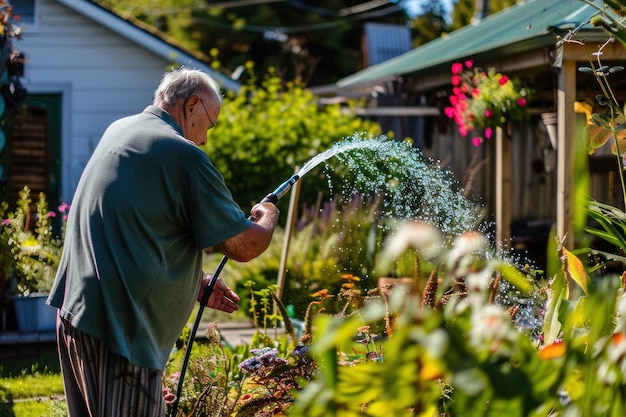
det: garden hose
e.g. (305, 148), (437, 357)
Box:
(169, 174), (300, 417)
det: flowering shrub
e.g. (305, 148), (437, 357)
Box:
(0, 186), (68, 295)
(287, 221), (626, 417)
(164, 313), (316, 416)
(444, 60), (530, 147)
(164, 197), (624, 416)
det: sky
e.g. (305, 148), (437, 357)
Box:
(404, 0), (455, 18)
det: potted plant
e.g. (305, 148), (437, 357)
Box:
(1, 186), (67, 332)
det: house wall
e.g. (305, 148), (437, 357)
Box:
(14, 0), (184, 202)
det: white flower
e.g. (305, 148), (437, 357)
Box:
(469, 304), (511, 350)
(376, 221), (442, 273)
(447, 231), (488, 277)
(465, 268), (494, 292)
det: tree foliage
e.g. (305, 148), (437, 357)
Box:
(449, 0), (519, 31)
(411, 0), (449, 47)
(99, 0), (410, 86)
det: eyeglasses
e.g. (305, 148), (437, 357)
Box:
(199, 99), (215, 130)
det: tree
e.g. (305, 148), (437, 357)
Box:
(449, 0), (474, 31)
(411, 0), (449, 47)
(449, 0), (518, 31)
(99, 0), (411, 86)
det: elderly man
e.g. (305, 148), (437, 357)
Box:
(47, 67), (280, 416)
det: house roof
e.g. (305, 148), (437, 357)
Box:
(57, 0), (241, 92)
(337, 0), (605, 89)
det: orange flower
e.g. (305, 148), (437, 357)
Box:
(539, 341), (566, 360)
(341, 273), (361, 283)
(310, 289), (333, 299)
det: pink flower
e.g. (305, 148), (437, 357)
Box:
(162, 387), (177, 405)
(168, 372), (180, 384)
(446, 63), (528, 148)
(58, 202), (70, 213)
(2, 219), (9, 226)
(451, 62), (463, 75)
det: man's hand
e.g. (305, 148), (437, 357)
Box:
(197, 272), (240, 313)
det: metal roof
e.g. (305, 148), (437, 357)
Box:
(337, 0), (602, 88)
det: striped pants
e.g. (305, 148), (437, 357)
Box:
(56, 314), (165, 417)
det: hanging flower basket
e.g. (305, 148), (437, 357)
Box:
(444, 60), (531, 147)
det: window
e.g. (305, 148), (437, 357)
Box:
(11, 0), (36, 26)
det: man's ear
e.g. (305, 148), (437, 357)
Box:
(186, 95), (200, 111)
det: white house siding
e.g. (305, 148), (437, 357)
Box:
(14, 0), (221, 202)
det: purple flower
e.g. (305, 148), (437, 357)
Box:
(238, 356), (262, 374)
(238, 347), (288, 374)
(292, 345), (309, 357)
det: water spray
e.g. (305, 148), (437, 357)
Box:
(168, 134), (484, 416)
(169, 174), (301, 417)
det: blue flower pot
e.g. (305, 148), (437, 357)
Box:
(12, 292), (56, 333)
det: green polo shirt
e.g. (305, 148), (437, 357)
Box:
(48, 106), (251, 370)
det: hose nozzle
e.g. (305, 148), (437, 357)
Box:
(260, 174), (300, 204)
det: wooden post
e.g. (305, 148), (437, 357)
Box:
(275, 168), (302, 303)
(495, 126), (512, 248)
(557, 59), (576, 247)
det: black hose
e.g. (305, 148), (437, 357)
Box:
(168, 174), (300, 417)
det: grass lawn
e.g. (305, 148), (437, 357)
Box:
(0, 350), (65, 416)
(0, 289), (243, 417)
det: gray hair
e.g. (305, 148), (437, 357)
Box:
(153, 67), (222, 107)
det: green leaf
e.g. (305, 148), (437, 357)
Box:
(586, 200), (626, 250)
(588, 248), (626, 265)
(591, 112), (611, 126)
(596, 94), (610, 106)
(583, 123), (613, 153)
(543, 273), (567, 345)
(495, 262), (532, 294)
